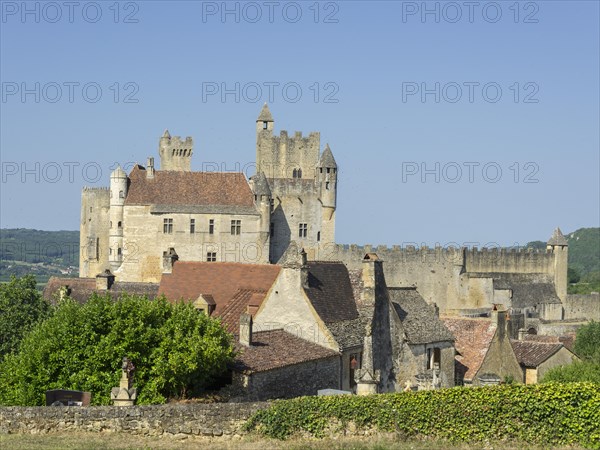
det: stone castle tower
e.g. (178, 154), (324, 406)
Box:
(158, 130), (193, 171)
(255, 103), (337, 262)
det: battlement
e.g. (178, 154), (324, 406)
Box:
(159, 133), (193, 171)
(315, 243), (558, 274)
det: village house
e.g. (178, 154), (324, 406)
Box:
(442, 308), (523, 385)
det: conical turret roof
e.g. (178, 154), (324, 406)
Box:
(547, 227), (568, 246)
(319, 144), (337, 167)
(250, 172), (271, 197)
(257, 103), (273, 122)
(162, 129), (171, 139)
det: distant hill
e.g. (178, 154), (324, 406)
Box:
(525, 227), (600, 275)
(0, 229), (79, 286)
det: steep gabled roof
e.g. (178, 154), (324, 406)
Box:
(304, 261), (359, 323)
(511, 340), (565, 368)
(158, 261), (280, 332)
(233, 330), (338, 374)
(389, 288), (454, 344)
(124, 166), (256, 211)
(442, 317), (497, 382)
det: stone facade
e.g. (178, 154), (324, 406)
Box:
(233, 357), (340, 401)
(80, 105), (337, 281)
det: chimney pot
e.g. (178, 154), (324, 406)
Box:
(240, 313), (253, 347)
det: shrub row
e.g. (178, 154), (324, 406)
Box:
(244, 383), (600, 448)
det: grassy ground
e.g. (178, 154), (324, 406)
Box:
(0, 433), (586, 450)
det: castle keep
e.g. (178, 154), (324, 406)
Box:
(80, 104), (337, 282)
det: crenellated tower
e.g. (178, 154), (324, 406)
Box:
(159, 129), (193, 171)
(108, 166), (127, 272)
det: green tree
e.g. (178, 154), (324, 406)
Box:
(567, 267), (581, 284)
(0, 293), (234, 406)
(574, 320), (600, 363)
(541, 321), (600, 384)
(0, 275), (51, 360)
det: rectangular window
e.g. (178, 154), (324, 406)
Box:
(231, 220), (241, 235)
(163, 218), (173, 234)
(190, 219), (195, 234)
(427, 347), (441, 370)
(298, 223), (307, 238)
(270, 198), (274, 212)
(209, 219), (214, 235)
(206, 252), (217, 262)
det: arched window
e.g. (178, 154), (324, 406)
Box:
(292, 169), (298, 178)
(119, 190), (124, 198)
(118, 221), (122, 228)
(297, 168), (302, 178)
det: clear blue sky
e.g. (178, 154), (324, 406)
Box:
(1, 1), (598, 247)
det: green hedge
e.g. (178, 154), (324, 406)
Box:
(244, 383), (600, 448)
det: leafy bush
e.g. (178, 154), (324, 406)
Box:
(0, 275), (51, 360)
(542, 361), (600, 384)
(244, 383), (600, 448)
(0, 293), (234, 405)
(574, 321), (600, 364)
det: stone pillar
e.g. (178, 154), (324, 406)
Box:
(111, 356), (137, 406)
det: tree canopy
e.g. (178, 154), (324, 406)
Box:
(0, 275), (51, 361)
(0, 293), (235, 406)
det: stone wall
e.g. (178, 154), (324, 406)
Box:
(0, 402), (267, 437)
(563, 293), (600, 321)
(79, 187), (110, 278)
(237, 356), (341, 401)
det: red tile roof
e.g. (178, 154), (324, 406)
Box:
(234, 330), (339, 374)
(158, 261), (280, 333)
(124, 165), (255, 207)
(442, 317), (497, 382)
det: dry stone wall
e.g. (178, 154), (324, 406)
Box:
(0, 402), (267, 437)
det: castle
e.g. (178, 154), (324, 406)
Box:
(79, 105), (595, 327)
(80, 104), (338, 282)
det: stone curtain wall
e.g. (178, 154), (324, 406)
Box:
(563, 293), (600, 321)
(0, 402), (267, 437)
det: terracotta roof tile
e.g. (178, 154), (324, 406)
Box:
(158, 261), (280, 332)
(442, 317), (497, 382)
(511, 340), (564, 367)
(233, 330), (339, 374)
(124, 166), (255, 208)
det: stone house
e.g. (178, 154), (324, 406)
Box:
(511, 336), (579, 384)
(442, 308), (523, 385)
(356, 254), (455, 393)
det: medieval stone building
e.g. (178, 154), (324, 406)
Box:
(80, 104), (337, 282)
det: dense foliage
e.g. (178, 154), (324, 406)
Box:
(542, 321), (600, 384)
(244, 383), (600, 447)
(0, 293), (234, 406)
(0, 275), (51, 360)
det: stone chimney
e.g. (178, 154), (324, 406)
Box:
(491, 304), (507, 340)
(518, 328), (527, 341)
(96, 269), (115, 291)
(240, 313), (253, 347)
(162, 248), (178, 273)
(300, 248), (309, 289)
(361, 253), (382, 306)
(147, 157), (155, 179)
